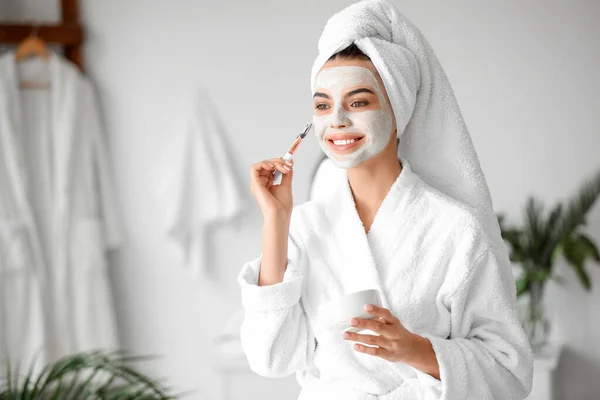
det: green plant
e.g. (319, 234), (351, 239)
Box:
(497, 167), (600, 296)
(0, 349), (188, 400)
(497, 168), (600, 349)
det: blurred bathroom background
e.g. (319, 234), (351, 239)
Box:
(0, 0), (599, 399)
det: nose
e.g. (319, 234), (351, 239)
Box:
(330, 104), (351, 129)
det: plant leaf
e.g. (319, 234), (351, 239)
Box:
(3, 356), (12, 400)
(574, 263), (592, 290)
(49, 374), (65, 400)
(497, 214), (505, 229)
(524, 197), (546, 264)
(535, 269), (549, 282)
(562, 233), (593, 290)
(579, 233), (600, 262)
(551, 168), (600, 257)
(515, 274), (529, 297)
(5, 349), (178, 399)
(19, 348), (44, 400)
(540, 202), (563, 266)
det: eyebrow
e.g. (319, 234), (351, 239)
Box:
(346, 88), (376, 97)
(313, 92), (330, 99)
(313, 87), (376, 99)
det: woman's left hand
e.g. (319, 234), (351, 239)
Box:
(342, 304), (417, 363)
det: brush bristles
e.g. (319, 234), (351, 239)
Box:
(300, 123), (313, 138)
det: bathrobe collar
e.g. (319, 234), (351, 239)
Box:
(0, 50), (81, 284)
(326, 155), (422, 309)
(0, 50), (79, 220)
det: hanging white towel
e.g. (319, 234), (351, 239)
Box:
(167, 88), (249, 276)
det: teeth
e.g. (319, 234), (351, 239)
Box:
(332, 138), (357, 145)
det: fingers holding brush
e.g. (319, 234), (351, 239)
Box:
(250, 158), (294, 217)
(249, 123), (310, 217)
(276, 159), (294, 188)
(268, 157), (294, 173)
(251, 158), (292, 180)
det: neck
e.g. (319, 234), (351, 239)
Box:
(347, 145), (402, 225)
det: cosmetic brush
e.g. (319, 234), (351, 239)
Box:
(273, 123), (313, 186)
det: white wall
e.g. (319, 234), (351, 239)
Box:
(3, 0), (600, 399)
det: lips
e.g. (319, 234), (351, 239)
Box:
(325, 133), (365, 142)
(324, 133), (365, 153)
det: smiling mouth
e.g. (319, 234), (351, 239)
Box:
(325, 135), (365, 152)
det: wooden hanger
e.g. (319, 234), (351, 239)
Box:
(15, 23), (51, 90)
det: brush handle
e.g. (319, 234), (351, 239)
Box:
(273, 152), (293, 185)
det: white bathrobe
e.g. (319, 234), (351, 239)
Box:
(238, 158), (533, 400)
(0, 51), (124, 373)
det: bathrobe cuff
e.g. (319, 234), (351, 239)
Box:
(238, 254), (303, 312)
(420, 332), (466, 399)
(389, 343), (442, 390)
(411, 363), (442, 388)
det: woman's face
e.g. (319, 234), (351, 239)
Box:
(313, 58), (396, 169)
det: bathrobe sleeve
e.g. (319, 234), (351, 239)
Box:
(237, 207), (316, 377)
(419, 234), (534, 399)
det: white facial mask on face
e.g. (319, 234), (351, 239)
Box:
(313, 66), (394, 169)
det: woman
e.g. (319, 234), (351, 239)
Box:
(238, 1), (533, 399)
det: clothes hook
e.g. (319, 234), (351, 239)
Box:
(31, 19), (40, 37)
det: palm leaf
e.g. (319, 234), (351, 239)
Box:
(562, 233), (593, 290)
(498, 167), (600, 295)
(552, 169), (600, 254)
(498, 214), (527, 263)
(68, 367), (102, 399)
(573, 263), (591, 290)
(20, 349), (45, 400)
(579, 233), (600, 262)
(515, 274), (529, 297)
(506, 229), (526, 262)
(539, 202), (563, 266)
(1, 349), (181, 400)
(524, 197), (546, 264)
(3, 357), (12, 399)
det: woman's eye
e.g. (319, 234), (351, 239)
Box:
(351, 100), (368, 107)
(315, 103), (330, 110)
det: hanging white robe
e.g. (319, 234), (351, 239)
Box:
(166, 88), (249, 276)
(0, 51), (124, 373)
(237, 157), (533, 400)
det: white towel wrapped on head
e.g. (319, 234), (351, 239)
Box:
(311, 0), (495, 222)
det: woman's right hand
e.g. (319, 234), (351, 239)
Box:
(250, 158), (294, 220)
